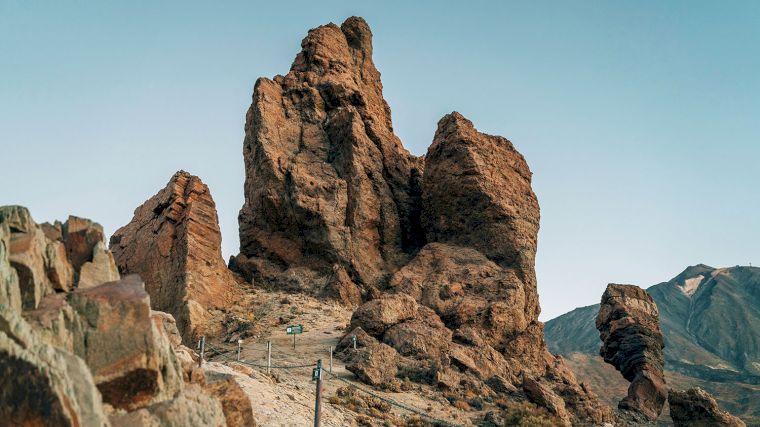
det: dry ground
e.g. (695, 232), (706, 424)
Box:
(203, 288), (475, 426)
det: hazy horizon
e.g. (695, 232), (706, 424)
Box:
(2, 1), (759, 320)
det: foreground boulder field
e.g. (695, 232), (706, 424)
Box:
(0, 207), (249, 426)
(3, 15), (741, 427)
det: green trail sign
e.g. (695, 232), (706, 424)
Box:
(287, 324), (303, 350)
(286, 325), (303, 334)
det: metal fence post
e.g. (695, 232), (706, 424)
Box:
(237, 339), (242, 361)
(266, 341), (272, 374)
(329, 346), (333, 373)
(198, 336), (205, 368)
(314, 359), (322, 427)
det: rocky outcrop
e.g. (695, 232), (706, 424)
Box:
(668, 388), (745, 427)
(67, 275), (183, 410)
(110, 171), (242, 344)
(0, 221), (21, 312)
(349, 293), (418, 336)
(110, 384), (227, 427)
(596, 284), (667, 421)
(1, 206), (250, 426)
(233, 16), (424, 299)
(231, 17), (614, 425)
(204, 372), (257, 427)
(0, 305), (110, 427)
(0, 206), (119, 310)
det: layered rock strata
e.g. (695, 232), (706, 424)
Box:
(596, 283), (667, 421)
(110, 171), (242, 344)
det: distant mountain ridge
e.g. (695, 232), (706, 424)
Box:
(545, 265), (760, 423)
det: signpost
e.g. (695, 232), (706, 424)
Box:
(313, 359), (322, 427)
(287, 324), (304, 350)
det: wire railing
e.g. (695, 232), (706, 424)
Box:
(198, 339), (466, 427)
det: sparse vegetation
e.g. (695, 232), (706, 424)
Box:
(501, 402), (559, 427)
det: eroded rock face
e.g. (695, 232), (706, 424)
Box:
(349, 293), (418, 336)
(0, 206), (119, 310)
(204, 372), (257, 427)
(0, 306), (110, 427)
(110, 171), (241, 344)
(0, 222), (21, 312)
(668, 388), (745, 427)
(424, 113), (540, 289)
(235, 17), (613, 425)
(234, 16), (424, 297)
(67, 275), (183, 411)
(596, 283), (667, 421)
(110, 384), (227, 427)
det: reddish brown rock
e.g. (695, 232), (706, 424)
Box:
(389, 243), (542, 369)
(234, 16), (424, 296)
(2, 206), (57, 309)
(383, 306), (452, 359)
(669, 388), (746, 427)
(238, 17), (613, 425)
(62, 215), (107, 273)
(349, 293), (418, 337)
(0, 306), (110, 427)
(596, 284), (667, 421)
(66, 275), (183, 410)
(77, 241), (119, 288)
(522, 377), (571, 426)
(345, 341), (400, 387)
(110, 171), (242, 344)
(204, 372), (257, 427)
(423, 112), (540, 291)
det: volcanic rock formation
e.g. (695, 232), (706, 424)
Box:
(596, 283), (667, 421)
(0, 206), (119, 310)
(0, 206), (254, 426)
(232, 16), (424, 302)
(669, 387), (746, 427)
(234, 16), (614, 425)
(110, 171), (242, 344)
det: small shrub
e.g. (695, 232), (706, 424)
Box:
(502, 402), (558, 427)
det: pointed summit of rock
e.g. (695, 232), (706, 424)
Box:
(233, 17), (424, 300)
(110, 171), (242, 344)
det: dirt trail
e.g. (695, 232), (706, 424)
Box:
(203, 289), (474, 426)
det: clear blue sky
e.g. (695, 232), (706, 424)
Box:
(2, 1), (759, 320)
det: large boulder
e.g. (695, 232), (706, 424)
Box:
(110, 384), (227, 427)
(382, 306), (452, 359)
(388, 243), (542, 369)
(2, 206), (56, 310)
(204, 372), (257, 427)
(0, 307), (109, 427)
(66, 275), (183, 410)
(345, 341), (400, 387)
(668, 388), (745, 427)
(596, 284), (667, 421)
(234, 16), (424, 295)
(349, 293), (418, 336)
(110, 171), (242, 344)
